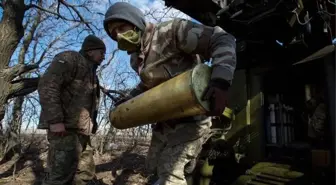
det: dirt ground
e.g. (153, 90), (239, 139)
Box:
(0, 136), (152, 185)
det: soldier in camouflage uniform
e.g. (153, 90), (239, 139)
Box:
(37, 35), (106, 185)
(103, 2), (237, 185)
(305, 89), (326, 148)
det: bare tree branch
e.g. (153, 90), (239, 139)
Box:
(25, 1), (93, 33)
(35, 23), (80, 65)
(100, 86), (128, 102)
(59, 0), (94, 33)
(25, 4), (68, 20)
(8, 78), (39, 99)
(57, 1), (61, 16)
(19, 4), (43, 66)
(101, 91), (118, 102)
(2, 64), (39, 81)
(98, 49), (119, 76)
(22, 16), (32, 31)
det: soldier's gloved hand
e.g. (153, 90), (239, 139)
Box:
(49, 123), (67, 136)
(92, 113), (98, 134)
(202, 79), (229, 116)
(114, 95), (132, 106)
(91, 121), (98, 134)
(92, 124), (98, 134)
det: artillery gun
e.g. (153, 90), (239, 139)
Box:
(160, 0), (335, 184)
(109, 0), (335, 183)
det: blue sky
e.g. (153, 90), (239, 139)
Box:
(0, 0), (192, 133)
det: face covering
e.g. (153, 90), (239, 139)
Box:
(117, 29), (141, 52)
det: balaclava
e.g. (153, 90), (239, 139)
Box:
(103, 2), (146, 52)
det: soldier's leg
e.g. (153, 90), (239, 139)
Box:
(42, 132), (80, 185)
(156, 139), (204, 185)
(157, 118), (211, 185)
(146, 126), (167, 183)
(74, 134), (95, 185)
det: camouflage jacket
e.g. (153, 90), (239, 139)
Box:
(129, 18), (237, 97)
(308, 103), (326, 139)
(37, 51), (100, 135)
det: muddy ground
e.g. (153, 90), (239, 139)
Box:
(0, 135), (152, 185)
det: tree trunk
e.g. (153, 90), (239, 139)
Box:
(0, 96), (24, 161)
(8, 1), (42, 137)
(0, 80), (13, 121)
(0, 0), (26, 122)
(10, 97), (24, 135)
(0, 0), (30, 161)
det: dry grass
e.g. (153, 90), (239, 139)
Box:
(0, 134), (152, 185)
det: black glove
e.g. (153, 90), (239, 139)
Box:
(92, 121), (98, 134)
(114, 95), (132, 106)
(92, 111), (98, 134)
(202, 79), (230, 116)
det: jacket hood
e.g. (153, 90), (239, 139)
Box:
(103, 2), (146, 38)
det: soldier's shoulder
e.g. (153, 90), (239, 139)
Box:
(54, 50), (83, 63)
(154, 19), (188, 37)
(157, 18), (186, 27)
(156, 19), (178, 30)
(157, 18), (198, 34)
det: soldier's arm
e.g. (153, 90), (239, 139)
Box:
(173, 19), (237, 84)
(128, 53), (148, 97)
(310, 103), (326, 134)
(38, 52), (75, 125)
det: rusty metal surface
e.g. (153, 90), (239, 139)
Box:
(109, 64), (211, 129)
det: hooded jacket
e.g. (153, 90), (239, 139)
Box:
(104, 2), (236, 92)
(104, 3), (236, 113)
(104, 2), (146, 35)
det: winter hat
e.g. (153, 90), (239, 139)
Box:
(81, 35), (106, 51)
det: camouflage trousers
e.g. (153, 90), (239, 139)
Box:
(308, 103), (326, 141)
(146, 116), (212, 185)
(42, 131), (95, 185)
